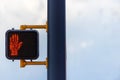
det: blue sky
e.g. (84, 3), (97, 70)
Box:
(0, 0), (120, 80)
(67, 0), (120, 80)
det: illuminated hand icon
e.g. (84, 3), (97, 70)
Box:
(10, 34), (23, 56)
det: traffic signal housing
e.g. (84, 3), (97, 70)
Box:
(5, 30), (39, 60)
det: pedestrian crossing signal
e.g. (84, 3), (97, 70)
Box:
(5, 30), (39, 60)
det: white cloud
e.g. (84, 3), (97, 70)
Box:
(67, 39), (94, 55)
(80, 40), (94, 48)
(80, 41), (88, 48)
(66, 0), (120, 21)
(0, 0), (47, 26)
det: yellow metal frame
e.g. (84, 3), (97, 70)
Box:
(20, 21), (48, 31)
(20, 58), (48, 68)
(20, 21), (48, 68)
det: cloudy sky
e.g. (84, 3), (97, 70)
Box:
(0, 0), (120, 80)
(67, 0), (120, 80)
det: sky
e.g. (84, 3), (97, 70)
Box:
(0, 0), (120, 80)
(67, 0), (120, 80)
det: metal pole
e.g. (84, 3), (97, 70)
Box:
(48, 0), (66, 80)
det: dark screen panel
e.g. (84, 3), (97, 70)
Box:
(5, 30), (39, 60)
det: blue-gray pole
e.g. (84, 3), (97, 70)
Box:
(48, 0), (66, 80)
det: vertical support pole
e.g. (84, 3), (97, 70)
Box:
(48, 0), (66, 80)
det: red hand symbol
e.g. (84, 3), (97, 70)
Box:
(9, 34), (23, 56)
